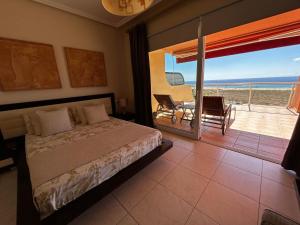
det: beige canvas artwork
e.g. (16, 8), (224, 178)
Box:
(0, 38), (61, 91)
(65, 47), (107, 88)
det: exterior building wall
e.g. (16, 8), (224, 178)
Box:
(149, 50), (194, 112)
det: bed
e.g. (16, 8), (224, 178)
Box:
(27, 118), (162, 218)
(0, 93), (172, 225)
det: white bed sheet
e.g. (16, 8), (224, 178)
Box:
(25, 118), (162, 218)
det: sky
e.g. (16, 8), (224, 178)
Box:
(165, 44), (300, 81)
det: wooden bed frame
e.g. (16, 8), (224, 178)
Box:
(0, 93), (173, 225)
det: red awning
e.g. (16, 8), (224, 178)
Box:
(163, 9), (300, 62)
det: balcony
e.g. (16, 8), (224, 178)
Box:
(201, 104), (297, 163)
(154, 81), (300, 163)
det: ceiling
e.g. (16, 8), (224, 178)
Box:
(32, 0), (161, 27)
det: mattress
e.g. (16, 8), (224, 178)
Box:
(25, 118), (162, 218)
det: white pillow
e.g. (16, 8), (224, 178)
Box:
(83, 104), (109, 125)
(23, 108), (75, 135)
(36, 108), (73, 137)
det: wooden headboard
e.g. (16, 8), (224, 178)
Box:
(0, 93), (116, 139)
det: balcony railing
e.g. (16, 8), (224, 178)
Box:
(201, 81), (300, 111)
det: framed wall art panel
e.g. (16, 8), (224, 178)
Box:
(0, 38), (61, 91)
(64, 47), (107, 88)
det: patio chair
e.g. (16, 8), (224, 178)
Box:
(153, 94), (183, 124)
(202, 96), (234, 135)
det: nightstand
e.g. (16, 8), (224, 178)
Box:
(0, 132), (21, 171)
(114, 113), (135, 122)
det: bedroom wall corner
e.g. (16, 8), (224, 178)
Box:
(120, 33), (135, 113)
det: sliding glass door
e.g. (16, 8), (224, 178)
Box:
(148, 18), (205, 140)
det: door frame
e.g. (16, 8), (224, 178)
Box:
(192, 17), (205, 140)
(152, 17), (205, 140)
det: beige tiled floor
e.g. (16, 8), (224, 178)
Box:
(1, 132), (299, 225)
(212, 163), (261, 201)
(0, 169), (17, 225)
(154, 111), (193, 133)
(202, 127), (288, 163)
(202, 105), (298, 163)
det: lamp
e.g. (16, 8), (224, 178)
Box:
(102, 0), (154, 16)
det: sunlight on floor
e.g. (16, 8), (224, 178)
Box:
(231, 105), (297, 139)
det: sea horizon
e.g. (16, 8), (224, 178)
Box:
(185, 75), (299, 89)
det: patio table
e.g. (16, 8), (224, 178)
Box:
(180, 102), (195, 127)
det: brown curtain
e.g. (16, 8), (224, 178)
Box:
(129, 23), (153, 127)
(0, 129), (4, 152)
(281, 115), (300, 176)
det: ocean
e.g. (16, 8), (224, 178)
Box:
(185, 76), (299, 89)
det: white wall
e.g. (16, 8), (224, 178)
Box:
(0, 0), (133, 111)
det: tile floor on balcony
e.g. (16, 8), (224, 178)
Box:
(154, 111), (194, 133)
(154, 104), (298, 163)
(2, 132), (299, 225)
(202, 104), (298, 163)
